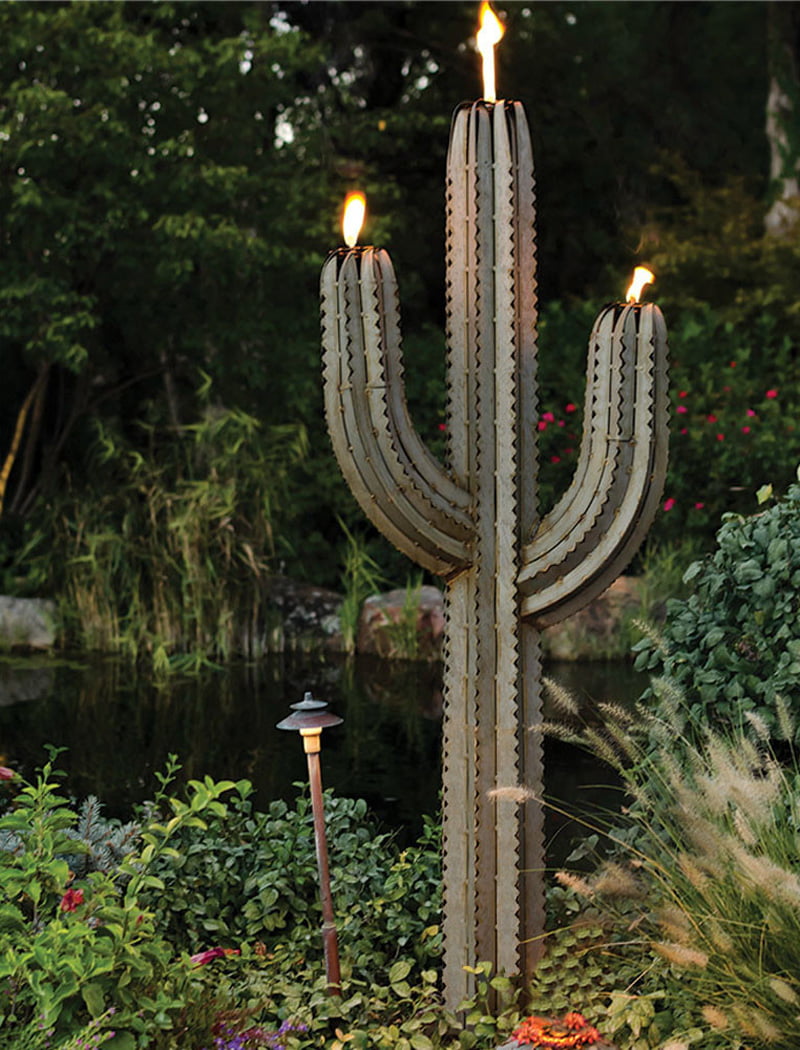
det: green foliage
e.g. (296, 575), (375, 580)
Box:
(7, 388), (306, 669)
(0, 755), (239, 1049)
(634, 479), (800, 745)
(337, 523), (387, 655)
(139, 785), (443, 984)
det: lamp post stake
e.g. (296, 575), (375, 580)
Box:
(277, 693), (343, 996)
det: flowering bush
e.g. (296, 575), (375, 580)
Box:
(0, 754), (241, 1049)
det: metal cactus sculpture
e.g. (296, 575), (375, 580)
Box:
(319, 6), (668, 1009)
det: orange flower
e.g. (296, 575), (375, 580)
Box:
(511, 1011), (602, 1048)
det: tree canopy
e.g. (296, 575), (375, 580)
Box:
(0, 1), (795, 594)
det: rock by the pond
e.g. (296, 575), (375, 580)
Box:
(0, 597), (58, 650)
(541, 576), (642, 660)
(357, 585), (445, 660)
(356, 578), (642, 661)
(263, 575), (344, 653)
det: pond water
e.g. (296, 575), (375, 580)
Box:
(0, 653), (646, 861)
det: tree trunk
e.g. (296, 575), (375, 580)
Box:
(765, 2), (800, 237)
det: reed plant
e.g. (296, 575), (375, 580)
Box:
(337, 520), (386, 655)
(545, 678), (800, 1048)
(24, 385), (307, 670)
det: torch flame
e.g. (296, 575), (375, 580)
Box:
(477, 2), (505, 103)
(626, 266), (654, 303)
(342, 192), (366, 248)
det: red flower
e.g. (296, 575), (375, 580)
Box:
(766, 389), (778, 399)
(565, 402), (577, 413)
(676, 405), (687, 414)
(190, 947), (241, 967)
(694, 502), (705, 509)
(716, 433), (725, 441)
(706, 414), (718, 423)
(542, 411), (555, 423)
(537, 421), (548, 431)
(741, 426), (751, 434)
(678, 390), (689, 398)
(550, 455), (561, 464)
(437, 422), (447, 432)
(663, 497), (675, 512)
(60, 888), (84, 912)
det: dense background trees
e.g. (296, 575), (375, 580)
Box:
(0, 1), (798, 655)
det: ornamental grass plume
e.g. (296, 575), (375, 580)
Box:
(548, 682), (800, 1047)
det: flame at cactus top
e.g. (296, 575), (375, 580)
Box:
(626, 266), (655, 303)
(477, 2), (505, 102)
(342, 192), (366, 248)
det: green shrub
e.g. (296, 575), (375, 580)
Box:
(634, 477), (800, 745)
(139, 785), (443, 984)
(0, 754), (240, 1049)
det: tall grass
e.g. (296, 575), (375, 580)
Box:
(547, 679), (800, 1047)
(24, 390), (307, 670)
(337, 520), (386, 655)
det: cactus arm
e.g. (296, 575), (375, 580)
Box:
(363, 251), (473, 518)
(518, 304), (669, 625)
(321, 250), (474, 577)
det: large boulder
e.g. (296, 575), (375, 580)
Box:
(357, 585), (445, 660)
(0, 597), (58, 650)
(263, 576), (344, 653)
(541, 577), (642, 661)
(356, 578), (642, 662)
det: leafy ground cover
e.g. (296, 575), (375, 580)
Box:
(5, 483), (800, 1049)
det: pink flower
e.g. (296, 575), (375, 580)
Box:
(537, 421), (547, 431)
(437, 422), (447, 432)
(746, 409), (756, 417)
(557, 419), (565, 427)
(542, 411), (555, 422)
(0, 767), (15, 781)
(550, 455), (561, 464)
(716, 433), (725, 441)
(766, 389), (778, 399)
(694, 502), (705, 509)
(60, 888), (84, 912)
(565, 402), (577, 413)
(676, 405), (688, 414)
(663, 498), (675, 512)
(190, 947), (241, 967)
(680, 428), (688, 435)
(707, 414), (718, 423)
(741, 426), (751, 434)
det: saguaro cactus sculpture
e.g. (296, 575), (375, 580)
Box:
(319, 24), (668, 1008)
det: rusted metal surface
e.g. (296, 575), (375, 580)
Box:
(306, 747), (342, 997)
(320, 96), (668, 1009)
(277, 695), (343, 996)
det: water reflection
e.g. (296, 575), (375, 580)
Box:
(0, 653), (646, 858)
